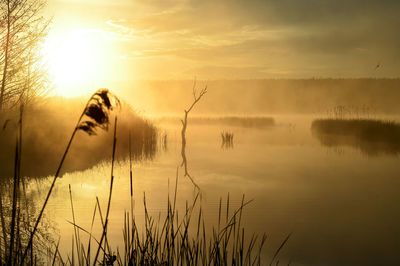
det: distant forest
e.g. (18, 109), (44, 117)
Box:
(122, 79), (400, 115)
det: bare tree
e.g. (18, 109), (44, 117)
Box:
(180, 81), (207, 189)
(0, 0), (50, 110)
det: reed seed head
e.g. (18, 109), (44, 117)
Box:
(77, 88), (120, 135)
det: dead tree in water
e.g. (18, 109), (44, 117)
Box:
(181, 82), (207, 189)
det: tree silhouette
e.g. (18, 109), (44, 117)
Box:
(0, 0), (50, 110)
(180, 80), (207, 189)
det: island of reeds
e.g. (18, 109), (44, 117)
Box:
(311, 118), (400, 156)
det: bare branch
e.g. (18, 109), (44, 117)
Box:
(180, 82), (207, 189)
(192, 77), (197, 101)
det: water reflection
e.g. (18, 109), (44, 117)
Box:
(0, 179), (58, 264)
(312, 131), (400, 156)
(2, 115), (400, 265)
(155, 115), (275, 128)
(311, 119), (400, 156)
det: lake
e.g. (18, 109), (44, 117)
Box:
(17, 114), (400, 265)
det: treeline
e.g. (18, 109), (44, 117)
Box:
(124, 79), (400, 114)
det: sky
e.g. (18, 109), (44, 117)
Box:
(44, 0), (400, 90)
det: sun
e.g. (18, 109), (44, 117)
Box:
(42, 29), (106, 97)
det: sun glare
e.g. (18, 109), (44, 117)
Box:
(42, 30), (106, 97)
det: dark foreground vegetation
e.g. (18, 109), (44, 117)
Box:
(311, 119), (400, 155)
(65, 182), (273, 265)
(0, 89), (287, 265)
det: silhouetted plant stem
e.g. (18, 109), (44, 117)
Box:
(128, 130), (136, 263)
(95, 197), (111, 255)
(93, 116), (118, 265)
(0, 189), (8, 260)
(69, 184), (82, 266)
(129, 131), (134, 219)
(51, 238), (60, 266)
(8, 103), (23, 265)
(8, 136), (19, 265)
(269, 232), (292, 266)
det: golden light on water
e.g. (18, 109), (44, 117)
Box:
(42, 29), (109, 97)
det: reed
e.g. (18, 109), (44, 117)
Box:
(221, 131), (234, 149)
(58, 163), (291, 265)
(325, 105), (377, 120)
(93, 116), (118, 264)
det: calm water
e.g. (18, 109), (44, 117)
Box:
(23, 115), (400, 265)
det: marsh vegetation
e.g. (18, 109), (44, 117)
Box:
(311, 103), (400, 156)
(0, 98), (159, 178)
(221, 131), (234, 149)
(311, 118), (400, 155)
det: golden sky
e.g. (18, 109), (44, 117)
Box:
(43, 0), (400, 96)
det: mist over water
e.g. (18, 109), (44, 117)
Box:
(2, 80), (400, 265)
(121, 79), (400, 115)
(0, 99), (158, 178)
(11, 116), (400, 265)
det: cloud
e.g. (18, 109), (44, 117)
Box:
(51, 0), (400, 78)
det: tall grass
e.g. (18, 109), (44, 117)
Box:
(324, 105), (377, 120)
(64, 169), (282, 265)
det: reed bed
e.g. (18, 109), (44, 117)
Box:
(312, 119), (400, 143)
(64, 176), (277, 266)
(324, 105), (377, 120)
(311, 118), (400, 155)
(0, 98), (159, 178)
